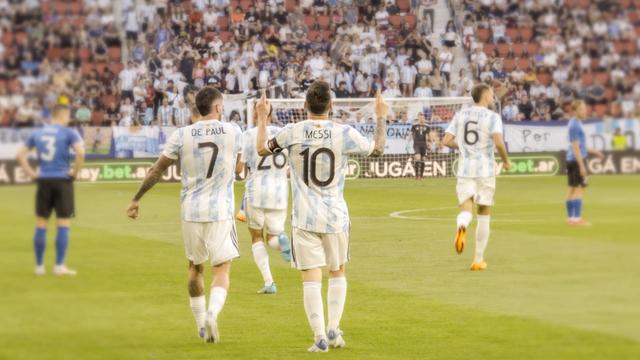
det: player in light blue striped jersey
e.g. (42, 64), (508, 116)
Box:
(238, 103), (291, 295)
(127, 87), (242, 344)
(256, 84), (388, 352)
(443, 83), (511, 271)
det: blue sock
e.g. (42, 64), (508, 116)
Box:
(565, 200), (574, 218)
(55, 227), (70, 266)
(34, 227), (47, 266)
(574, 199), (583, 219)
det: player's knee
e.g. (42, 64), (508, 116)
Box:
(249, 228), (263, 243)
(36, 217), (48, 228)
(477, 205), (491, 215)
(57, 218), (71, 227)
(329, 266), (346, 278)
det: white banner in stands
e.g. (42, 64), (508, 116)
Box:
(503, 119), (640, 152)
(0, 128), (34, 160)
(112, 126), (177, 158)
(1, 119), (638, 159)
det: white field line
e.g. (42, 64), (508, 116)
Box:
(389, 208), (541, 223)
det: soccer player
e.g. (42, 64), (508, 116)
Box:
(126, 87), (242, 343)
(256, 83), (388, 352)
(237, 103), (292, 294)
(16, 104), (85, 276)
(410, 112), (430, 179)
(565, 100), (604, 226)
(442, 83), (511, 271)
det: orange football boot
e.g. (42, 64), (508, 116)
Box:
(454, 226), (466, 254)
(470, 261), (487, 271)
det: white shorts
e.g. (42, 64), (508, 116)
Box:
(181, 220), (240, 266)
(246, 204), (286, 235)
(291, 228), (350, 271)
(456, 177), (496, 206)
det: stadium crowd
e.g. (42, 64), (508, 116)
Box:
(0, 0), (639, 128)
(456, 0), (640, 121)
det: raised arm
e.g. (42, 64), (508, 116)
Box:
(69, 142), (85, 179)
(127, 155), (175, 219)
(235, 154), (244, 178)
(256, 91), (272, 157)
(371, 90), (388, 157)
(492, 133), (511, 171)
(16, 145), (37, 180)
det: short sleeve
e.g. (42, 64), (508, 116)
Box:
(240, 131), (250, 163)
(568, 122), (580, 142)
(267, 124), (293, 153)
(234, 125), (243, 155)
(69, 128), (84, 146)
(343, 126), (375, 156)
(162, 128), (181, 160)
(445, 113), (457, 135)
(25, 133), (36, 149)
(491, 113), (503, 134)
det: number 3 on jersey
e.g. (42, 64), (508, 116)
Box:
(198, 142), (219, 178)
(300, 147), (335, 187)
(41, 135), (57, 161)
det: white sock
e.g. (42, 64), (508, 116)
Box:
(208, 287), (227, 320)
(189, 295), (206, 329)
(252, 242), (273, 286)
(267, 236), (279, 250)
(457, 211), (473, 229)
(303, 282), (326, 339)
(474, 215), (490, 262)
(327, 277), (347, 332)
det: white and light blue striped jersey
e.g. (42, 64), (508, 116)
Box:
(267, 120), (374, 234)
(241, 126), (289, 210)
(163, 119), (243, 222)
(446, 106), (503, 178)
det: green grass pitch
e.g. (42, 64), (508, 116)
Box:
(1, 176), (639, 359)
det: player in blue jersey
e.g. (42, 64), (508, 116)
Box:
(16, 105), (85, 276)
(257, 84), (388, 352)
(565, 100), (604, 226)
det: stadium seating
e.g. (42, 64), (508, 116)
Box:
(464, 0), (640, 119)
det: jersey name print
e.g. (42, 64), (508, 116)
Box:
(163, 120), (243, 222)
(268, 120), (374, 233)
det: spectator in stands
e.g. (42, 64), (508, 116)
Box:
(414, 78), (433, 97)
(612, 128), (628, 151)
(502, 97), (520, 122)
(335, 81), (351, 98)
(118, 61), (137, 102)
(157, 97), (174, 126)
(400, 58), (417, 97)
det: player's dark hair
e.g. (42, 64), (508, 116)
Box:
(196, 86), (222, 116)
(305, 81), (331, 115)
(471, 83), (491, 103)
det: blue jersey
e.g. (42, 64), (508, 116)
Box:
(26, 124), (83, 179)
(566, 119), (587, 162)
